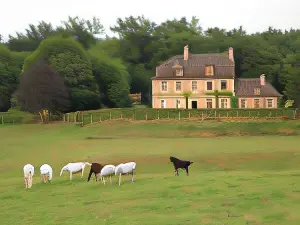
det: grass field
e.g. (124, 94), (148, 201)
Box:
(1, 120), (300, 225)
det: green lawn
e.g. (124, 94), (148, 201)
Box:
(1, 121), (300, 225)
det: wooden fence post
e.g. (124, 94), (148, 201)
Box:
(157, 110), (160, 119)
(2, 115), (4, 124)
(63, 114), (65, 122)
(178, 111), (181, 120)
(201, 112), (204, 121)
(132, 112), (135, 120)
(293, 109), (297, 119)
(82, 112), (84, 124)
(145, 112), (148, 120)
(110, 112), (112, 120)
(90, 114), (93, 124)
(120, 113), (123, 120)
(214, 110), (217, 119)
(67, 114), (70, 122)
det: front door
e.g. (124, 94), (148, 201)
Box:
(191, 101), (197, 109)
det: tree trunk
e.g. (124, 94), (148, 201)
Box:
(185, 97), (188, 109)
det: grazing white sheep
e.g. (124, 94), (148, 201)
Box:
(40, 164), (53, 183)
(23, 164), (34, 189)
(115, 162), (136, 186)
(60, 162), (92, 180)
(100, 165), (116, 185)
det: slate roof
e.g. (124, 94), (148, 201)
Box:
(152, 53), (235, 80)
(235, 78), (282, 97)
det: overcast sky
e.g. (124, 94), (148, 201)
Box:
(1, 0), (299, 41)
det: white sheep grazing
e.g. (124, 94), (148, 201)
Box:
(115, 162), (136, 186)
(60, 162), (92, 180)
(40, 164), (53, 183)
(23, 164), (34, 189)
(100, 165), (116, 185)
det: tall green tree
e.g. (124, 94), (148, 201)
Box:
(0, 44), (21, 111)
(284, 39), (300, 107)
(89, 43), (131, 108)
(23, 36), (100, 111)
(18, 58), (71, 113)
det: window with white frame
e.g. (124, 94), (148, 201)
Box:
(176, 81), (182, 91)
(220, 98), (228, 108)
(206, 99), (213, 108)
(221, 80), (227, 90)
(254, 99), (260, 108)
(267, 99), (273, 108)
(176, 99), (181, 108)
(254, 88), (260, 95)
(161, 99), (166, 108)
(176, 69), (183, 76)
(192, 81), (197, 91)
(161, 81), (167, 91)
(240, 99), (246, 108)
(205, 65), (214, 76)
(206, 81), (213, 91)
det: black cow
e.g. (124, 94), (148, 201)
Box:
(169, 156), (194, 176)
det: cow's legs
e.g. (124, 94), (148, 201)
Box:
(28, 175), (32, 188)
(81, 165), (85, 178)
(185, 167), (189, 176)
(119, 173), (122, 186)
(131, 170), (134, 182)
(24, 177), (28, 188)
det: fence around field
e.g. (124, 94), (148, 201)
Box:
(0, 112), (63, 125)
(62, 108), (298, 127)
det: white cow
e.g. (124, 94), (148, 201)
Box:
(100, 165), (116, 185)
(60, 162), (92, 180)
(23, 164), (34, 188)
(40, 164), (53, 183)
(115, 162), (136, 186)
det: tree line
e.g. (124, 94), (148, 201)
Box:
(0, 15), (299, 113)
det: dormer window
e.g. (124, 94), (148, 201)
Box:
(176, 69), (183, 76)
(205, 65), (214, 76)
(172, 63), (183, 76)
(254, 88), (260, 95)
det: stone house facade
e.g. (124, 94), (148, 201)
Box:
(151, 46), (281, 109)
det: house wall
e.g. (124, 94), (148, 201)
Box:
(152, 79), (234, 97)
(152, 79), (234, 109)
(152, 96), (220, 109)
(238, 97), (278, 108)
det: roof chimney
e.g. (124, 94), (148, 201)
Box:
(260, 74), (265, 86)
(229, 47), (234, 61)
(184, 45), (188, 60)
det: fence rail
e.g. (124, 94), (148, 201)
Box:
(0, 112), (63, 125)
(62, 108), (298, 127)
(1, 108), (297, 125)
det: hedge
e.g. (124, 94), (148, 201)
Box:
(62, 108), (298, 126)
